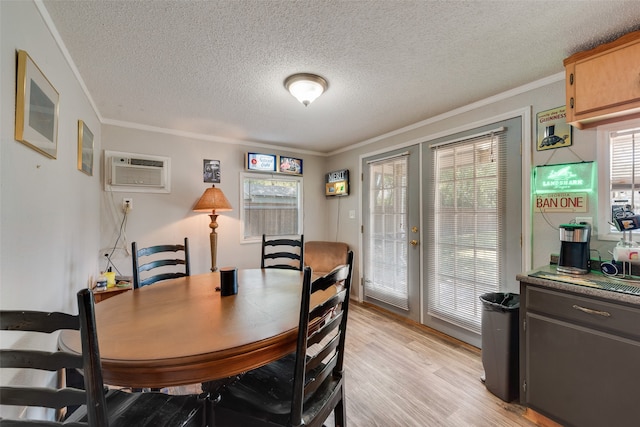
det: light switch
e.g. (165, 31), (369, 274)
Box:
(349, 210), (356, 219)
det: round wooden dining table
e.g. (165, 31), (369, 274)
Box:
(59, 269), (319, 388)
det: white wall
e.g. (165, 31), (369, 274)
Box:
(100, 125), (329, 277)
(1, 1), (101, 313)
(0, 1), (101, 419)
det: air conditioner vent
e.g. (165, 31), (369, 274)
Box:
(105, 150), (171, 193)
(112, 163), (163, 187)
(130, 158), (164, 168)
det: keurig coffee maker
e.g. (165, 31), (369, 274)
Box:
(557, 223), (591, 274)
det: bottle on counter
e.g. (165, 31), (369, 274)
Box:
(96, 272), (107, 290)
(104, 267), (116, 288)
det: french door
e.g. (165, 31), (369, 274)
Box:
(362, 145), (421, 322)
(422, 117), (522, 346)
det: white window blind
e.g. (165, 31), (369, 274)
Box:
(609, 128), (640, 226)
(364, 155), (409, 309)
(428, 129), (506, 333)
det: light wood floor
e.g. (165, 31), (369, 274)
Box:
(333, 302), (535, 427)
(170, 302), (536, 427)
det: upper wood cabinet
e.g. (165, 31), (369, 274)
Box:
(564, 30), (640, 129)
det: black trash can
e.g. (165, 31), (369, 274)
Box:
(479, 292), (520, 402)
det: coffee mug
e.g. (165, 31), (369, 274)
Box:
(220, 267), (238, 296)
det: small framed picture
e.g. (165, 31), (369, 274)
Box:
(536, 106), (572, 151)
(246, 152), (277, 172)
(77, 120), (94, 176)
(325, 169), (349, 196)
(14, 50), (59, 159)
(203, 159), (221, 183)
(278, 156), (303, 175)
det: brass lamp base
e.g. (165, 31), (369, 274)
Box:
(208, 213), (219, 272)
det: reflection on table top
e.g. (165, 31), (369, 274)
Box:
(59, 269), (321, 388)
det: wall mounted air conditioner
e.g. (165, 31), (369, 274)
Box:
(104, 150), (171, 193)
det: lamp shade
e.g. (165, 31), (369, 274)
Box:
(193, 185), (232, 212)
(284, 73), (328, 106)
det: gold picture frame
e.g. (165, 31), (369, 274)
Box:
(536, 106), (572, 151)
(78, 120), (94, 176)
(15, 50), (59, 159)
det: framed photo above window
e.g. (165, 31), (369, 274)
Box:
(245, 152), (304, 176)
(77, 120), (94, 176)
(246, 152), (277, 172)
(278, 156), (303, 175)
(15, 50), (59, 159)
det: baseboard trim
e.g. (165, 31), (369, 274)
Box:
(523, 408), (563, 427)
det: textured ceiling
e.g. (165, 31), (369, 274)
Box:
(41, 0), (640, 154)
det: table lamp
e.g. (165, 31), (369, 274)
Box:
(193, 185), (232, 272)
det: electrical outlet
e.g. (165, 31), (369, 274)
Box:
(575, 216), (592, 227)
(122, 198), (133, 212)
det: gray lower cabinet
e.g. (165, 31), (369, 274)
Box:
(520, 282), (640, 427)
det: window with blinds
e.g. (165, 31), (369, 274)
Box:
(428, 129), (506, 334)
(240, 173), (303, 241)
(597, 119), (640, 239)
(609, 129), (640, 225)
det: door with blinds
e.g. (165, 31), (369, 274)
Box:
(422, 117), (522, 346)
(362, 145), (421, 322)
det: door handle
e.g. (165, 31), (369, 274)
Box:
(410, 240), (419, 246)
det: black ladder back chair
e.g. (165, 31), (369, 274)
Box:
(214, 250), (354, 427)
(261, 234), (304, 271)
(132, 237), (190, 289)
(0, 289), (206, 427)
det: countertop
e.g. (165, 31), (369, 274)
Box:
(517, 264), (640, 306)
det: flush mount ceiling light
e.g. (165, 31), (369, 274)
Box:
(284, 73), (328, 106)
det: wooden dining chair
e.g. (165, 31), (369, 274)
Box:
(131, 237), (190, 289)
(213, 250), (354, 427)
(0, 288), (206, 427)
(261, 234), (304, 270)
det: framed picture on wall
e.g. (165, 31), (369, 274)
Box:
(14, 50), (60, 159)
(77, 120), (94, 176)
(246, 152), (277, 172)
(278, 156), (303, 175)
(203, 159), (221, 183)
(536, 106), (572, 151)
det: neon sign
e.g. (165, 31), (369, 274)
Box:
(533, 161), (595, 194)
